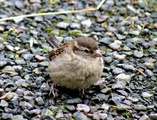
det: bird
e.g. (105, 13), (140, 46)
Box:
(47, 37), (104, 96)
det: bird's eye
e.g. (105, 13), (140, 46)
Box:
(84, 49), (90, 53)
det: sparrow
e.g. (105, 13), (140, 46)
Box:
(47, 37), (104, 96)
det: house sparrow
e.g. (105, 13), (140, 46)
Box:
(47, 37), (104, 96)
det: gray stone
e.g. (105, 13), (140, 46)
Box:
(66, 98), (82, 104)
(11, 115), (26, 120)
(81, 19), (92, 28)
(35, 97), (44, 105)
(134, 104), (147, 111)
(73, 111), (89, 120)
(56, 22), (70, 29)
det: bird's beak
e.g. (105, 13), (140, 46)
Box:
(92, 49), (102, 57)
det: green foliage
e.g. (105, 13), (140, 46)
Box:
(68, 30), (82, 36)
(49, 0), (59, 5)
(51, 110), (57, 116)
(122, 111), (131, 119)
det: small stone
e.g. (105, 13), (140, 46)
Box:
(13, 17), (24, 23)
(66, 105), (75, 111)
(66, 98), (82, 104)
(98, 113), (107, 120)
(144, 62), (155, 69)
(107, 26), (117, 32)
(117, 104), (131, 110)
(12, 115), (26, 120)
(5, 44), (15, 51)
(0, 26), (4, 32)
(35, 55), (46, 61)
(0, 61), (7, 68)
(116, 90), (128, 96)
(103, 56), (113, 63)
(41, 108), (53, 118)
(145, 69), (154, 76)
(127, 96), (139, 102)
(101, 103), (110, 111)
(109, 42), (121, 51)
(15, 59), (26, 65)
(73, 111), (88, 120)
(56, 22), (70, 29)
(123, 45), (131, 51)
(134, 50), (143, 58)
(39, 61), (48, 66)
(40, 83), (50, 92)
(134, 104), (147, 111)
(113, 52), (126, 60)
(22, 53), (34, 61)
(115, 73), (131, 82)
(35, 97), (44, 106)
(149, 113), (157, 120)
(112, 67), (125, 74)
(30, 0), (41, 3)
(55, 110), (64, 119)
(129, 29), (140, 35)
(34, 16), (43, 21)
(77, 104), (90, 113)
(139, 114), (150, 120)
(2, 113), (13, 119)
(112, 81), (126, 89)
(19, 101), (33, 109)
(101, 88), (111, 94)
(81, 19), (92, 28)
(70, 23), (81, 29)
(130, 37), (143, 43)
(0, 100), (8, 107)
(122, 64), (136, 71)
(0, 43), (4, 50)
(141, 92), (153, 98)
(96, 15), (109, 23)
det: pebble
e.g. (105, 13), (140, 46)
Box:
(141, 92), (153, 98)
(0, 61), (7, 68)
(113, 52), (126, 60)
(66, 105), (75, 111)
(0, 100), (8, 107)
(15, 59), (26, 65)
(56, 22), (70, 29)
(149, 113), (157, 120)
(0, 26), (4, 32)
(35, 97), (44, 106)
(73, 111), (89, 120)
(101, 103), (110, 111)
(117, 104), (131, 110)
(70, 23), (81, 29)
(5, 44), (15, 51)
(81, 19), (92, 28)
(98, 113), (108, 120)
(139, 114), (150, 120)
(30, 0), (41, 3)
(144, 62), (155, 69)
(66, 98), (82, 104)
(134, 105), (147, 111)
(22, 53), (34, 61)
(112, 67), (125, 74)
(12, 115), (26, 120)
(134, 50), (143, 58)
(109, 42), (121, 51)
(41, 109), (54, 119)
(77, 104), (90, 113)
(115, 73), (131, 82)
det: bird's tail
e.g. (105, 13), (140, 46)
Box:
(46, 36), (61, 48)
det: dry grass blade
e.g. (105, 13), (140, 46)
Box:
(0, 0), (106, 21)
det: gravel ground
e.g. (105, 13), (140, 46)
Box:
(0, 0), (157, 120)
